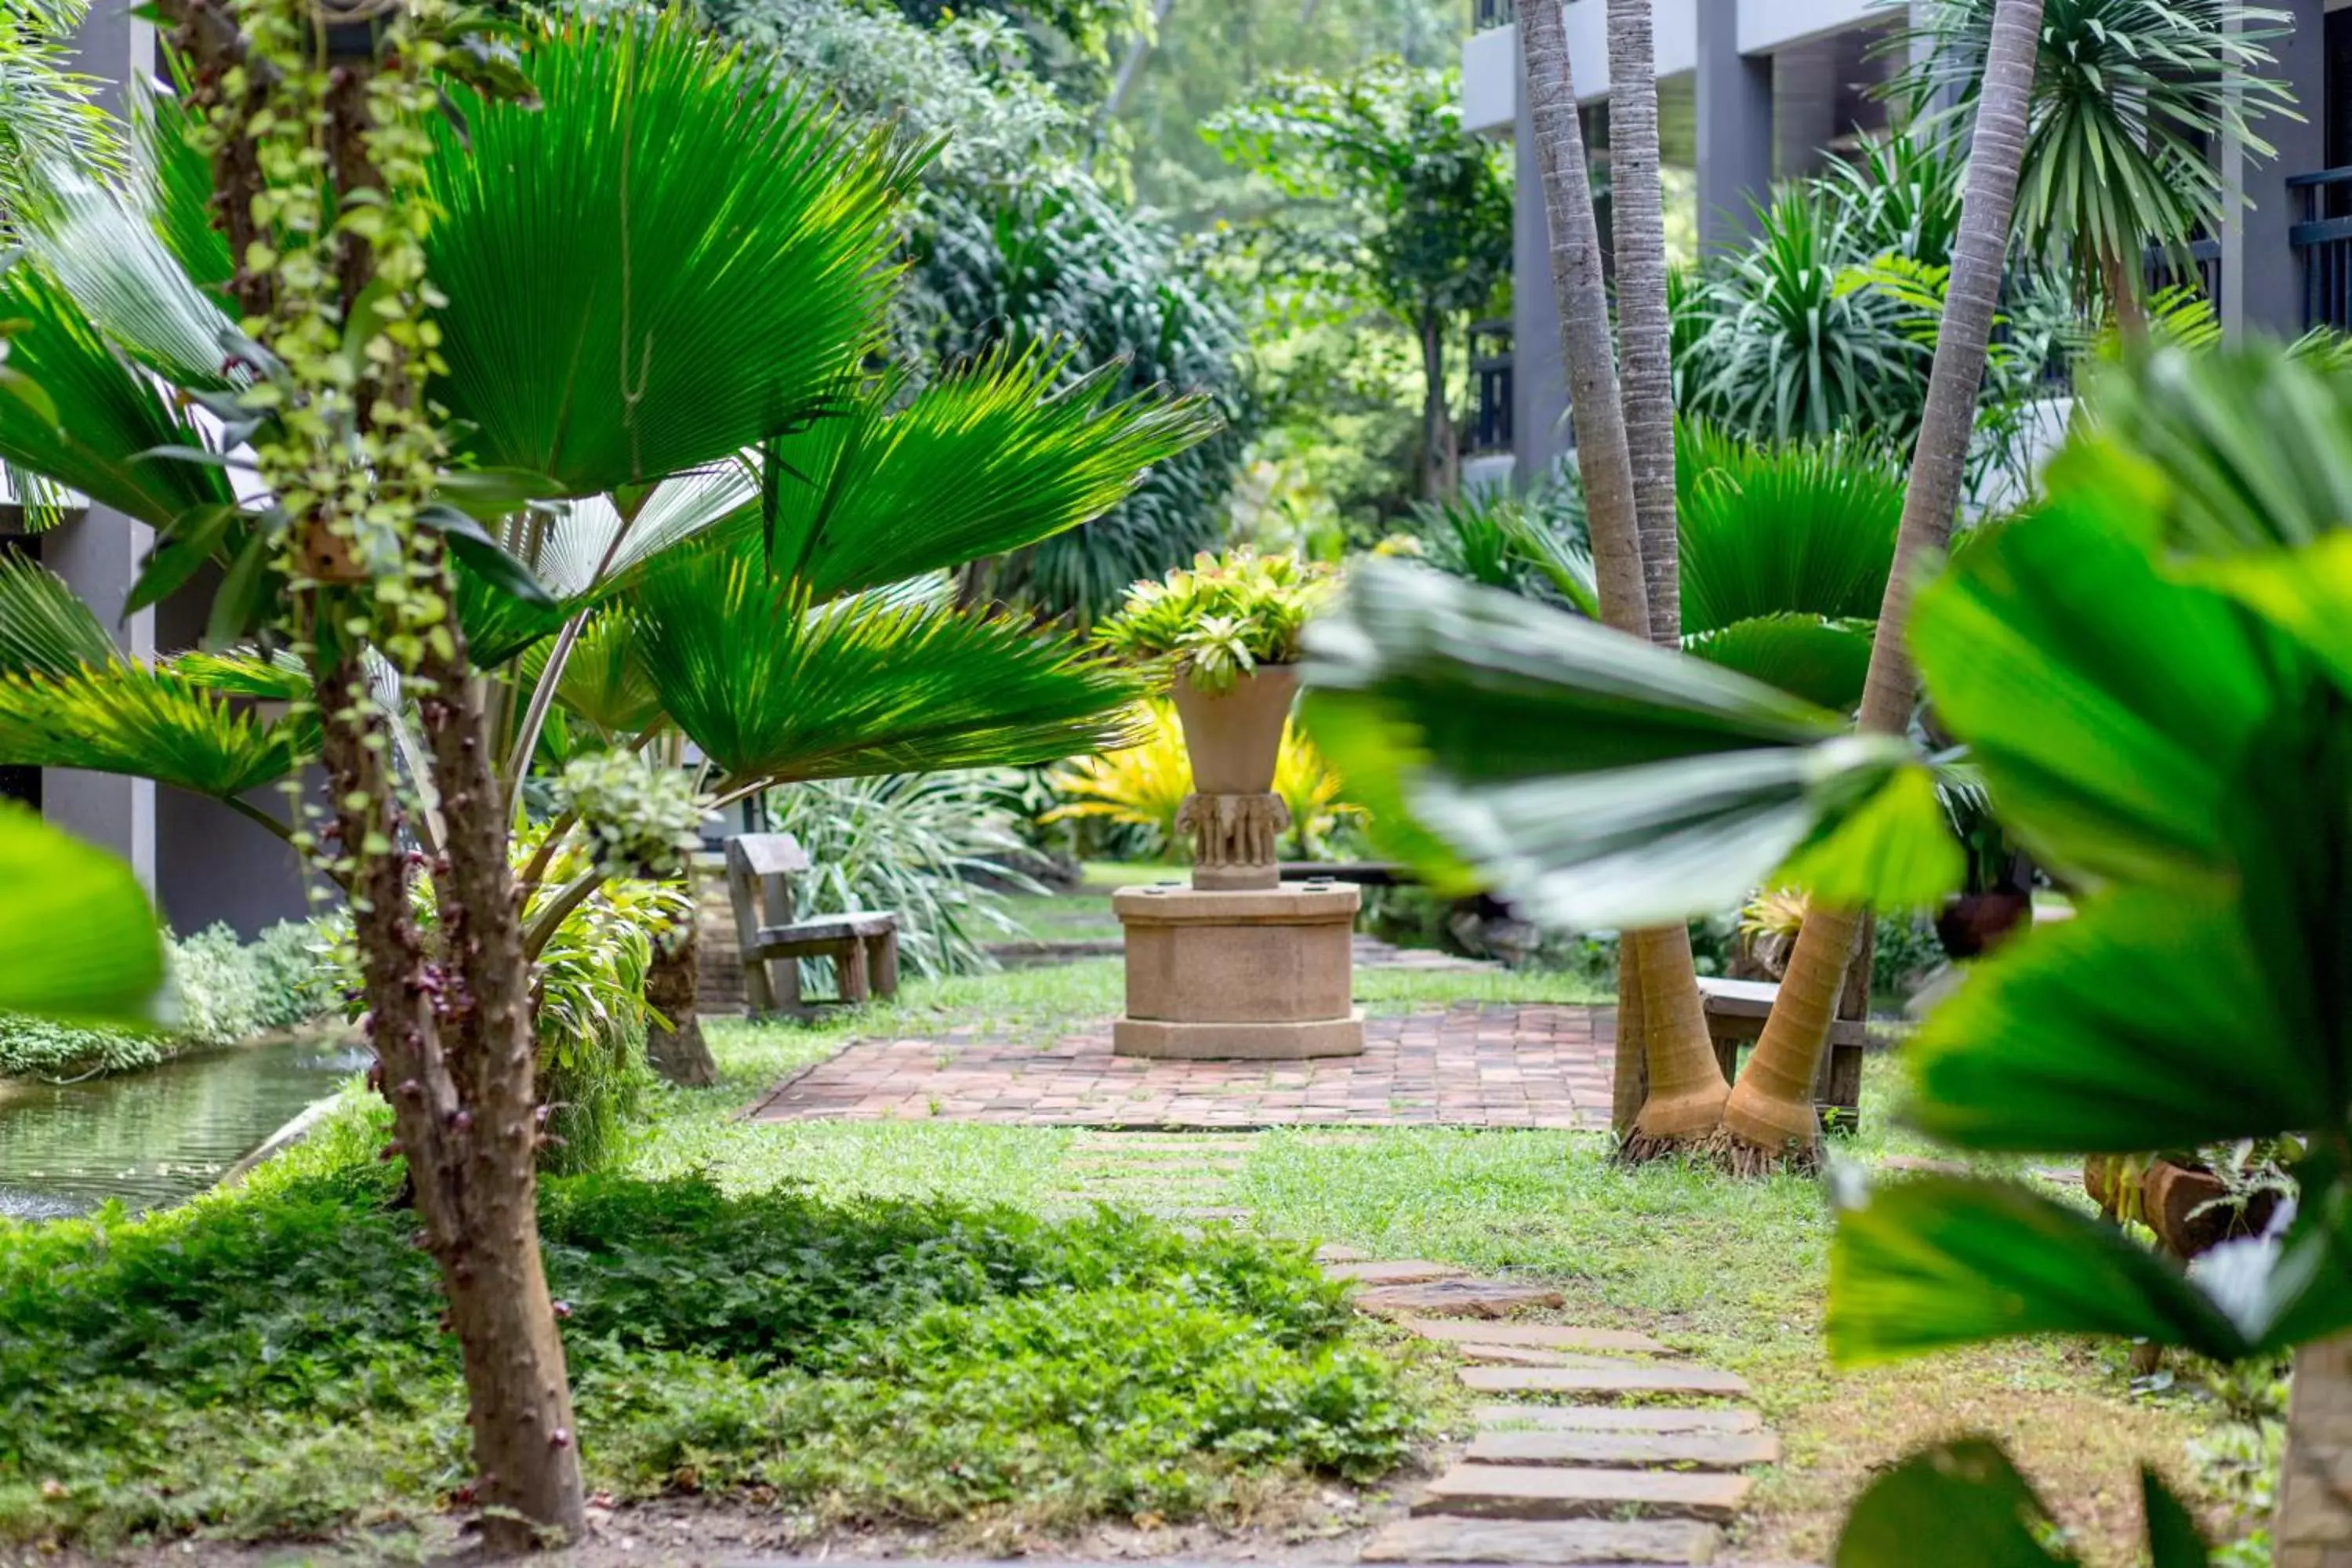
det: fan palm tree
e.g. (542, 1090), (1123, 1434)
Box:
(1891, 0), (2294, 338)
(0, 14), (1208, 1546)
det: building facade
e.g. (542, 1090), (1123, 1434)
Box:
(0, 4), (315, 937)
(1463, 0), (2343, 486)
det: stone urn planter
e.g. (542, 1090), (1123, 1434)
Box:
(1169, 665), (1298, 892)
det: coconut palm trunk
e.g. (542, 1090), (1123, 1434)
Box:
(2278, 1331), (2352, 1564)
(1720, 0), (2047, 1165)
(1520, 0), (1726, 1143)
(1419, 310), (1461, 500)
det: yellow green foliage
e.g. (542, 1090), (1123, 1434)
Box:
(1047, 701), (1360, 859)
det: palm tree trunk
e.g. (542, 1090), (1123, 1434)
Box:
(644, 876), (717, 1087)
(1606, 0), (1679, 649)
(1521, 0), (1726, 1143)
(1419, 310), (1460, 500)
(1722, 0), (2046, 1165)
(2099, 244), (2148, 344)
(2278, 1331), (2352, 1566)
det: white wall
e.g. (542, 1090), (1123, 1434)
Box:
(1737, 0), (1880, 54)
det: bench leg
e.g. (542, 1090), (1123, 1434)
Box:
(869, 927), (899, 1001)
(742, 949), (776, 1014)
(837, 938), (870, 1004)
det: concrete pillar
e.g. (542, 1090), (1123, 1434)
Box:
(42, 509), (156, 890)
(1512, 102), (1574, 484)
(2222, 0), (2325, 340)
(1695, 0), (1773, 252)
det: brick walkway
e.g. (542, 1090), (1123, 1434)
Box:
(746, 1003), (1616, 1130)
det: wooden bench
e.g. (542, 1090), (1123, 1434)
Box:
(1695, 975), (1870, 1134)
(724, 833), (900, 1016)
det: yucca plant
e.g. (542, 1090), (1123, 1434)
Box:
(1305, 343), (2352, 1559)
(0, 12), (1210, 1543)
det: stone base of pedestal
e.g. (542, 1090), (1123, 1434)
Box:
(1112, 883), (1365, 1060)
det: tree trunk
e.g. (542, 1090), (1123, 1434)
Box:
(2099, 244), (2148, 345)
(1085, 0), (1177, 170)
(2278, 1330), (2352, 1568)
(1722, 0), (2046, 1166)
(1419, 311), (1460, 500)
(644, 871), (717, 1087)
(1605, 0), (1679, 650)
(1520, 0), (1726, 1144)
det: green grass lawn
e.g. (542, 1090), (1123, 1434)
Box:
(0, 876), (2263, 1565)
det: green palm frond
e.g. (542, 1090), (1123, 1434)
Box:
(0, 259), (236, 528)
(0, 551), (114, 676)
(172, 646), (312, 701)
(1682, 614), (1878, 715)
(1677, 422), (1904, 635)
(759, 355), (1220, 601)
(521, 610), (665, 737)
(132, 83), (234, 301)
(632, 548), (1142, 785)
(25, 161), (248, 390)
(425, 15), (922, 497)
(531, 461), (757, 599)
(0, 662), (316, 798)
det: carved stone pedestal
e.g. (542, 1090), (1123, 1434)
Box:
(1112, 883), (1366, 1060)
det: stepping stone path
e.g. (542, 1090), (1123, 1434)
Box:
(1322, 1257), (1779, 1568)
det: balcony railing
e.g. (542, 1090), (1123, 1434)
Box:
(1467, 318), (1513, 457)
(2291, 167), (2352, 335)
(1473, 0), (1515, 31)
(2143, 236), (2221, 305)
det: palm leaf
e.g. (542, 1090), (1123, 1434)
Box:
(758, 356), (1220, 601)
(1677, 424), (1903, 634)
(521, 610), (665, 736)
(132, 83), (235, 303)
(1682, 614), (1876, 714)
(0, 259), (236, 528)
(0, 662), (316, 798)
(0, 803), (165, 1022)
(425, 15), (921, 496)
(0, 551), (115, 676)
(631, 548), (1142, 785)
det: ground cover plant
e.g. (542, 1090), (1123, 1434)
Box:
(0, 1125), (1421, 1548)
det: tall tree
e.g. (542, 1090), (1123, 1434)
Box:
(1519, 0), (1727, 1147)
(1207, 60), (1510, 500)
(1719, 0), (2047, 1164)
(1892, 0), (2290, 339)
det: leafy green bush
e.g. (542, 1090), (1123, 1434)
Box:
(0, 920), (336, 1081)
(766, 771), (1040, 978)
(0, 1161), (1418, 1542)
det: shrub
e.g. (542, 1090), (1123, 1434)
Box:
(1094, 550), (1336, 694)
(0, 1166), (1420, 1542)
(0, 920), (336, 1082)
(764, 771), (1040, 979)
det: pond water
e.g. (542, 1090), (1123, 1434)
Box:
(0, 1033), (368, 1220)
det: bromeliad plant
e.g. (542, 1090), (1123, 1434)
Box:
(0, 11), (1207, 1548)
(1307, 343), (2352, 1559)
(1094, 549), (1335, 694)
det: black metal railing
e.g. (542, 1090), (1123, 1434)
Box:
(2143, 235), (2221, 304)
(1468, 318), (1513, 457)
(1474, 0), (1515, 31)
(2291, 168), (2352, 334)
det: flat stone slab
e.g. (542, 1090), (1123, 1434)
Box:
(1359, 1516), (1719, 1565)
(1356, 1278), (1566, 1318)
(1414, 1463), (1752, 1523)
(1455, 1343), (1579, 1367)
(1315, 1243), (1370, 1263)
(1398, 1317), (1668, 1355)
(1466, 1428), (1780, 1470)
(1475, 1405), (1762, 1436)
(1326, 1259), (1469, 1285)
(1460, 1361), (1750, 1399)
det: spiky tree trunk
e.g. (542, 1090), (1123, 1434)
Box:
(1519, 0), (1726, 1143)
(1606, 0), (1678, 649)
(168, 1), (586, 1548)
(1721, 0), (2046, 1167)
